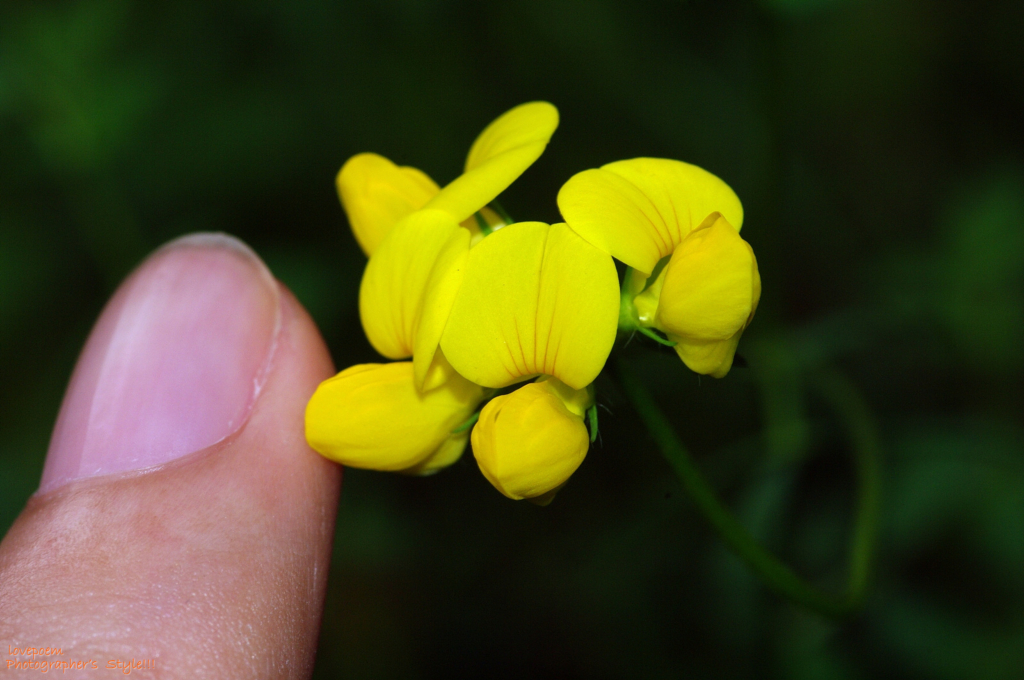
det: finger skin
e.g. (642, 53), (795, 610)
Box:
(0, 286), (341, 679)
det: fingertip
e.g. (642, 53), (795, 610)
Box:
(1, 235), (344, 677)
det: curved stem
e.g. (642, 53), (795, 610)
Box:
(615, 357), (880, 618)
(814, 369), (881, 605)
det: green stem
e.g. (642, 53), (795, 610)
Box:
(489, 200), (515, 225)
(637, 326), (677, 347)
(451, 411), (480, 434)
(474, 211), (493, 236)
(615, 357), (880, 618)
(618, 267), (646, 332)
(815, 369), (881, 604)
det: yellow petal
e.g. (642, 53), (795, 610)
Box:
(416, 346), (464, 394)
(424, 102), (559, 223)
(359, 209), (467, 359)
(440, 222), (619, 389)
(413, 227), (472, 390)
(337, 153), (441, 256)
(557, 157), (743, 274)
(672, 330), (745, 379)
(305, 362), (485, 472)
(656, 213), (760, 377)
(404, 430), (470, 476)
(656, 213), (758, 339)
(535, 375), (594, 417)
(463, 101), (560, 172)
(471, 381), (590, 500)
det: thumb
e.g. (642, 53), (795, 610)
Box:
(0, 234), (341, 678)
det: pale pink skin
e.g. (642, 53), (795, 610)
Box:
(42, 234), (282, 493)
(0, 235), (342, 679)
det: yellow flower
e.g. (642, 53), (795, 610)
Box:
(305, 361), (485, 474)
(472, 378), (592, 501)
(338, 101), (559, 256)
(308, 103), (562, 479)
(557, 157), (758, 377)
(351, 102), (560, 389)
(634, 213), (761, 377)
(439, 221), (620, 390)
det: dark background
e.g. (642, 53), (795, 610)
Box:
(2, 1), (1022, 678)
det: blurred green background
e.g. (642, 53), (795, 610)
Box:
(2, 0), (1022, 677)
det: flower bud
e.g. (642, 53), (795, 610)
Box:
(648, 212), (760, 377)
(471, 378), (591, 500)
(305, 361), (485, 474)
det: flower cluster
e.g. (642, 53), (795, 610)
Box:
(305, 102), (760, 502)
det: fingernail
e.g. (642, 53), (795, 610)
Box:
(39, 233), (281, 493)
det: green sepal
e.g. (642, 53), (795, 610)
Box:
(587, 404), (599, 443)
(638, 326), (677, 347)
(451, 410), (480, 434)
(473, 211), (493, 236)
